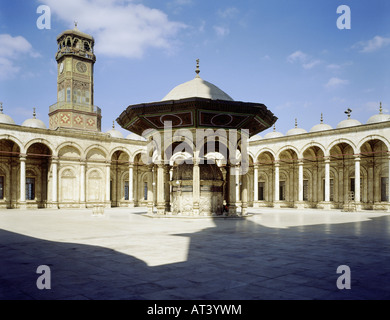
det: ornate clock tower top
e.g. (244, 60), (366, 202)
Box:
(49, 25), (101, 132)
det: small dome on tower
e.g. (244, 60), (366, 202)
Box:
(107, 121), (124, 139)
(337, 108), (361, 129)
(367, 102), (390, 124)
(22, 108), (47, 129)
(162, 60), (233, 102)
(264, 125), (284, 139)
(310, 114), (333, 132)
(286, 119), (307, 136)
(0, 102), (16, 125)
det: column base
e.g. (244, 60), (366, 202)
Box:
(318, 201), (332, 210)
(157, 203), (165, 215)
(295, 201), (305, 210)
(128, 201), (135, 208)
(19, 202), (27, 210)
(273, 201), (281, 209)
(147, 202), (154, 215)
(193, 202), (200, 216)
(228, 205), (237, 216)
(253, 201), (260, 208)
(241, 205), (248, 216)
(47, 202), (59, 209)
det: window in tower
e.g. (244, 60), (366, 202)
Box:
(66, 88), (71, 102)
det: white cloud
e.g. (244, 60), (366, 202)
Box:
(214, 26), (230, 37)
(325, 77), (349, 88)
(39, 0), (187, 59)
(354, 35), (390, 53)
(287, 51), (307, 64)
(218, 7), (239, 19)
(287, 50), (321, 69)
(0, 34), (40, 80)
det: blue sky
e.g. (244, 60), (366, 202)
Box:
(0, 0), (389, 136)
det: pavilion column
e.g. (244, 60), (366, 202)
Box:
(274, 162), (280, 208)
(156, 162), (165, 215)
(193, 159), (200, 216)
(253, 165), (259, 207)
(355, 156), (361, 210)
(19, 155), (26, 209)
(128, 163), (134, 208)
(105, 162), (111, 207)
(80, 161), (86, 207)
(228, 164), (237, 216)
(147, 165), (154, 214)
(51, 159), (59, 208)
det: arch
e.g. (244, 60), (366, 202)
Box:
(0, 135), (23, 153)
(256, 149), (276, 164)
(58, 145), (82, 160)
(131, 149), (147, 163)
(358, 135), (390, 154)
(59, 166), (79, 203)
(85, 145), (108, 161)
(276, 145), (300, 161)
(25, 139), (54, 156)
(56, 142), (83, 158)
(301, 142), (327, 159)
(109, 147), (131, 160)
(327, 138), (357, 156)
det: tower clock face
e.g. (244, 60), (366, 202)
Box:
(76, 62), (87, 73)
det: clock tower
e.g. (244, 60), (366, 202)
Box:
(49, 24), (101, 131)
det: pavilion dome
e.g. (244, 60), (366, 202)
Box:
(22, 109), (47, 129)
(161, 60), (233, 102)
(310, 114), (333, 133)
(0, 103), (16, 125)
(107, 122), (124, 139)
(286, 119), (307, 136)
(264, 125), (284, 139)
(367, 103), (390, 124)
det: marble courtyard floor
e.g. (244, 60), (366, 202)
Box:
(0, 207), (389, 300)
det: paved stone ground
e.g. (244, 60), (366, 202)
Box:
(0, 207), (389, 300)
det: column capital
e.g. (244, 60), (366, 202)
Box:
(128, 162), (134, 169)
(354, 155), (361, 161)
(298, 160), (304, 166)
(274, 161), (280, 167)
(254, 164), (259, 170)
(19, 154), (27, 161)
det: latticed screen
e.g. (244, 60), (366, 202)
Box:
(26, 178), (35, 201)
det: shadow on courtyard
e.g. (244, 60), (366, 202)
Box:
(0, 214), (390, 300)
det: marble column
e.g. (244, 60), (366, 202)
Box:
(19, 155), (26, 209)
(105, 163), (111, 207)
(193, 159), (200, 215)
(51, 159), (58, 208)
(253, 165), (259, 207)
(80, 161), (86, 207)
(296, 161), (305, 209)
(235, 165), (241, 209)
(241, 174), (248, 216)
(156, 162), (165, 215)
(355, 156), (361, 208)
(325, 159), (330, 202)
(228, 164), (237, 215)
(274, 162), (280, 208)
(164, 166), (171, 212)
(128, 163), (134, 207)
(147, 165), (154, 214)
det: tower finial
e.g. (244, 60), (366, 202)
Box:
(112, 121), (115, 129)
(74, 21), (78, 29)
(195, 59), (200, 78)
(380, 102), (383, 114)
(295, 118), (298, 128)
(320, 113), (324, 124)
(273, 124), (276, 132)
(0, 102), (3, 114)
(33, 108), (36, 119)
